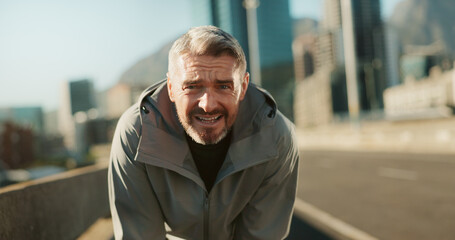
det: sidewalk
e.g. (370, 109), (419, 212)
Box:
(296, 117), (455, 155)
(78, 217), (113, 240)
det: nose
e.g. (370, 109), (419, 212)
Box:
(198, 91), (217, 113)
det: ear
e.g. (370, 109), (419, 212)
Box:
(239, 72), (249, 101)
(167, 72), (175, 102)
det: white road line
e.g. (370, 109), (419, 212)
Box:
(294, 198), (379, 240)
(377, 167), (418, 181)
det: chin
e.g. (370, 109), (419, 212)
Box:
(187, 127), (228, 145)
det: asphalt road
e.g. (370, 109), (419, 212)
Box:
(297, 150), (455, 240)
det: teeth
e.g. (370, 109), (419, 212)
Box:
(197, 116), (221, 121)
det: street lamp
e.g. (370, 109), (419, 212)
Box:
(341, 0), (361, 126)
(243, 0), (262, 86)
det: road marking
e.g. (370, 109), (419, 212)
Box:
(294, 198), (379, 240)
(377, 167), (418, 181)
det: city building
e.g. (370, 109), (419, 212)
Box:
(292, 34), (317, 81)
(0, 122), (35, 169)
(294, 68), (334, 127)
(384, 66), (455, 120)
(400, 53), (453, 83)
(58, 79), (97, 161)
(384, 24), (401, 87)
(0, 107), (44, 169)
(350, 0), (387, 110)
(315, 29), (345, 71)
(325, 0), (387, 110)
(0, 106), (44, 135)
(321, 0), (342, 31)
(293, 0), (389, 128)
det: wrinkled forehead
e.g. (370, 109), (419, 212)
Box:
(174, 54), (241, 78)
(173, 52), (241, 71)
(181, 54), (235, 69)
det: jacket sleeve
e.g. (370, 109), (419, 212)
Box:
(108, 107), (166, 239)
(234, 119), (300, 240)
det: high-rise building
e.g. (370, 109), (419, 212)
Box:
(69, 79), (96, 115)
(323, 0), (387, 111)
(292, 34), (317, 81)
(294, 0), (388, 127)
(192, 0), (295, 119)
(316, 29), (345, 70)
(319, 0), (345, 70)
(58, 79), (97, 161)
(384, 24), (401, 87)
(351, 0), (387, 110)
(322, 0), (342, 31)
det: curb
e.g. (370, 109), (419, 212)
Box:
(293, 198), (379, 240)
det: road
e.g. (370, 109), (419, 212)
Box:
(297, 150), (455, 240)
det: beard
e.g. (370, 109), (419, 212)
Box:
(176, 106), (233, 145)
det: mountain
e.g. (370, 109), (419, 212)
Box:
(118, 40), (175, 86)
(388, 0), (455, 54)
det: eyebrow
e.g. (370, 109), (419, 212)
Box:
(182, 79), (234, 85)
(215, 79), (234, 84)
(182, 79), (202, 85)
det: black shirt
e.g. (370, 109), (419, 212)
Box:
(186, 132), (232, 192)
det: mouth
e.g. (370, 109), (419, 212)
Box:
(194, 115), (223, 125)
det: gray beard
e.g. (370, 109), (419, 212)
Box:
(176, 113), (229, 145)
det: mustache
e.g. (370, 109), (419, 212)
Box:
(189, 107), (227, 116)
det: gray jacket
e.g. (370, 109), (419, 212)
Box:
(108, 80), (299, 240)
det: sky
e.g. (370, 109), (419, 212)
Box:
(0, 0), (400, 111)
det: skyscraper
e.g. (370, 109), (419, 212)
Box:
(69, 79), (97, 115)
(292, 34), (317, 81)
(58, 79), (97, 161)
(350, 0), (387, 110)
(325, 0), (387, 111)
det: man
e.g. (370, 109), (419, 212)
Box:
(108, 26), (299, 240)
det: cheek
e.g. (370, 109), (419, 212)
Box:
(223, 99), (241, 115)
(175, 96), (194, 113)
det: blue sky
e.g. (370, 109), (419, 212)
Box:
(0, 0), (400, 111)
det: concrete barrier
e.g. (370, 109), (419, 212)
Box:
(0, 162), (109, 240)
(293, 198), (378, 240)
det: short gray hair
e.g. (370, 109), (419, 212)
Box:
(168, 26), (247, 76)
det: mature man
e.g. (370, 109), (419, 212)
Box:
(108, 26), (299, 240)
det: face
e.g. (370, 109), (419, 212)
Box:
(167, 54), (249, 145)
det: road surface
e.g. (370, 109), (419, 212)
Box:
(297, 150), (455, 240)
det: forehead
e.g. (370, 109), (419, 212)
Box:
(177, 54), (237, 76)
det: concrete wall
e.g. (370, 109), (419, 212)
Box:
(0, 163), (109, 240)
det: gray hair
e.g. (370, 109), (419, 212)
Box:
(168, 26), (247, 76)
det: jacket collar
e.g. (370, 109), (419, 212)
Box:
(137, 79), (277, 142)
(135, 80), (278, 185)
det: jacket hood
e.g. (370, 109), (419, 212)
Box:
(136, 79), (277, 143)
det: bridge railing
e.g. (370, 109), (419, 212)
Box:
(0, 162), (109, 240)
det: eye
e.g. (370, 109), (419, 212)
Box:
(183, 84), (198, 90)
(218, 83), (233, 90)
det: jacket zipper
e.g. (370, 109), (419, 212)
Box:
(203, 192), (210, 240)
